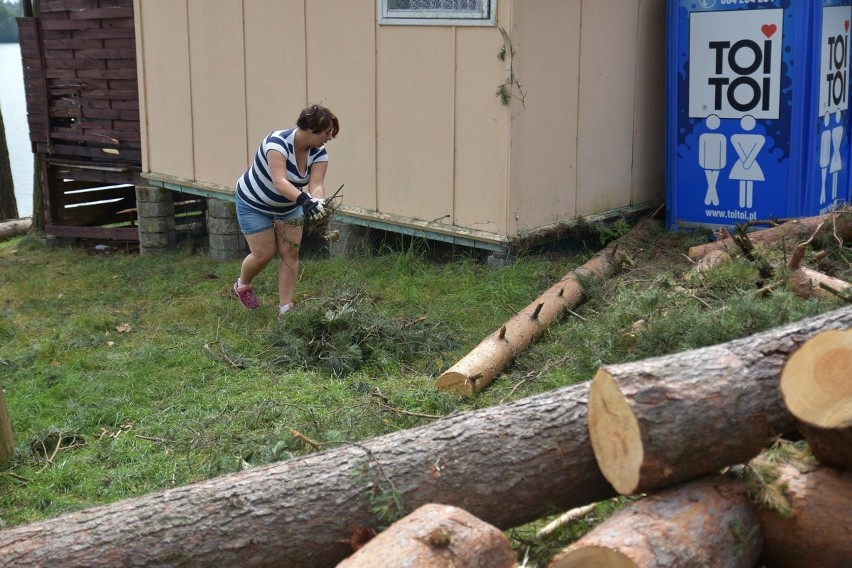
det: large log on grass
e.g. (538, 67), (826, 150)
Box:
(0, 217), (31, 241)
(756, 463), (852, 568)
(780, 329), (852, 470)
(0, 382), (615, 567)
(549, 476), (762, 568)
(588, 305), (852, 496)
(436, 219), (660, 395)
(337, 503), (515, 568)
(687, 208), (852, 262)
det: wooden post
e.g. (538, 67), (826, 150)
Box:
(0, 383), (14, 468)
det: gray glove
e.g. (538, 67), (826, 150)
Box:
(296, 191), (327, 221)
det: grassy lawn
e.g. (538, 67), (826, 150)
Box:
(0, 222), (848, 565)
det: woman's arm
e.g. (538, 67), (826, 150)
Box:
(306, 161), (328, 200)
(267, 150), (303, 202)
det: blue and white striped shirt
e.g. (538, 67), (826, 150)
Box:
(235, 129), (329, 214)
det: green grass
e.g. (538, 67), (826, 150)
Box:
(0, 224), (848, 565)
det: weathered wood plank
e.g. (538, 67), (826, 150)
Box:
(68, 6), (134, 20)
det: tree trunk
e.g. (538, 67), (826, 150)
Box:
(0, 384), (13, 468)
(550, 476), (762, 568)
(755, 464), (852, 568)
(0, 105), (19, 221)
(780, 329), (852, 470)
(687, 208), (852, 262)
(0, 382), (616, 568)
(436, 219), (660, 395)
(337, 503), (515, 568)
(0, 217), (31, 242)
(31, 154), (45, 232)
(587, 306), (852, 496)
(788, 266), (851, 300)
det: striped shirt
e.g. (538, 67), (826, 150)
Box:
(235, 129), (329, 214)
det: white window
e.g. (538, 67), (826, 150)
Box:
(378, 0), (496, 26)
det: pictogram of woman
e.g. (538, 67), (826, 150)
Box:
(729, 115), (765, 209)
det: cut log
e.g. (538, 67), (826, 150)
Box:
(0, 381), (615, 567)
(0, 384), (13, 468)
(337, 503), (515, 568)
(587, 305), (852, 496)
(755, 463), (852, 568)
(0, 217), (31, 241)
(687, 208), (852, 262)
(436, 219), (660, 395)
(780, 329), (852, 470)
(684, 248), (731, 278)
(788, 266), (852, 300)
(549, 476), (762, 568)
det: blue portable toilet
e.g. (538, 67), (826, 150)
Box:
(802, 0), (852, 216)
(666, 0), (815, 229)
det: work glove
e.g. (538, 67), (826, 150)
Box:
(296, 191), (327, 221)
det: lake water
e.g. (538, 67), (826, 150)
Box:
(0, 42), (34, 218)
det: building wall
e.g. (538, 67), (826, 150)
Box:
(508, 0), (666, 234)
(134, 0), (665, 241)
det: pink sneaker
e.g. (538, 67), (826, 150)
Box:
(234, 281), (259, 309)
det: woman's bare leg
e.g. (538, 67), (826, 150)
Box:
(274, 221), (303, 308)
(239, 228), (277, 286)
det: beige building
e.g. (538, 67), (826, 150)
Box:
(134, 0), (666, 252)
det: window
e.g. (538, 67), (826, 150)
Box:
(378, 0), (496, 26)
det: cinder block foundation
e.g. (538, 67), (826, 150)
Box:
(135, 185), (175, 254)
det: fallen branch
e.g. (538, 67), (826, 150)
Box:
(436, 219), (660, 395)
(688, 208), (852, 262)
(534, 503), (597, 541)
(789, 266), (851, 300)
(289, 428), (324, 450)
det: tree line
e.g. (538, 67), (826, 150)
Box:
(0, 1), (23, 43)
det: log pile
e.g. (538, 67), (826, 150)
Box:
(346, 311), (852, 567)
(1, 307), (850, 567)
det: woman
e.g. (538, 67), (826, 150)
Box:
(233, 104), (339, 316)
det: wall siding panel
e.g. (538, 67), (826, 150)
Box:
(376, 26), (455, 222)
(187, 0), (246, 187)
(306, 0), (377, 209)
(137, 0), (193, 179)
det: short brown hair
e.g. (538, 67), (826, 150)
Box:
(297, 104), (340, 138)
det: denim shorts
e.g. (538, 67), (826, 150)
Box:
(235, 192), (304, 236)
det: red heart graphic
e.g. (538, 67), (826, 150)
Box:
(846, 20), (850, 32)
(761, 24), (777, 38)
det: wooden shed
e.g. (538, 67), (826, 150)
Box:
(133, 0), (666, 253)
(17, 0), (142, 240)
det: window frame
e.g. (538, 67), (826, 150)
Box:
(377, 0), (497, 27)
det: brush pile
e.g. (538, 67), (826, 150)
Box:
(269, 288), (459, 377)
